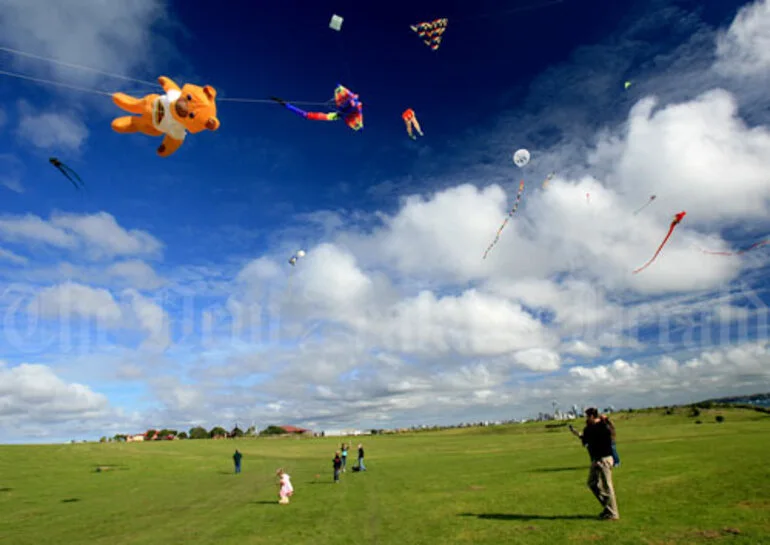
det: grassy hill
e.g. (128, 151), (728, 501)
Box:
(1, 407), (768, 544)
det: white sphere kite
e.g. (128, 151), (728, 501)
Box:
(513, 148), (530, 167)
(296, 250), (306, 258)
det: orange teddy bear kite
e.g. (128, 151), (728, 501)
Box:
(111, 76), (220, 157)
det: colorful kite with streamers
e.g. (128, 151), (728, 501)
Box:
(633, 211), (686, 274)
(541, 171), (555, 189)
(483, 180), (525, 259)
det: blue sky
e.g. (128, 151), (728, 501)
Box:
(2, 0), (770, 443)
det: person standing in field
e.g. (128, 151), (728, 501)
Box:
(333, 451), (342, 483)
(233, 449), (243, 474)
(277, 468), (294, 504)
(357, 443), (366, 471)
(581, 407), (620, 520)
(341, 443), (348, 472)
(570, 414), (620, 468)
(601, 414), (621, 467)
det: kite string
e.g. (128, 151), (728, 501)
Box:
(0, 45), (335, 106)
(0, 68), (114, 97)
(0, 67), (338, 106)
(0, 45), (158, 87)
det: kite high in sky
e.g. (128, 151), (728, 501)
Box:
(411, 18), (448, 51)
(273, 84), (363, 131)
(111, 76), (220, 157)
(402, 108), (423, 140)
(633, 211), (686, 274)
(49, 157), (84, 190)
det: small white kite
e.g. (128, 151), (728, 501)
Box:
(513, 148), (530, 168)
(289, 250), (306, 266)
(329, 14), (343, 31)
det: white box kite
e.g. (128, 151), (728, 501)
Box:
(329, 14), (343, 31)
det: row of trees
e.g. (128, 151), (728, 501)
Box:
(104, 425), (293, 443)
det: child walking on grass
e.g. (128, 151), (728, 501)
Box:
(277, 468), (293, 504)
(333, 451), (342, 483)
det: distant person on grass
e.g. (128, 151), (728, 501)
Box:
(277, 468), (293, 504)
(341, 443), (348, 472)
(333, 451), (342, 483)
(357, 443), (366, 471)
(233, 449), (242, 474)
(581, 407), (619, 520)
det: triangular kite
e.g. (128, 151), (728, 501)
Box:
(410, 18), (448, 51)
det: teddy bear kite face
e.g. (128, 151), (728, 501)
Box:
(175, 84), (220, 134)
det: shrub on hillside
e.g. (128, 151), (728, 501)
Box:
(716, 415), (725, 423)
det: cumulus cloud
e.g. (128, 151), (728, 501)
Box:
(715, 0), (770, 77)
(568, 342), (770, 404)
(15, 102), (89, 152)
(106, 260), (165, 290)
(0, 211), (163, 260)
(0, 0), (171, 87)
(0, 247), (28, 265)
(0, 362), (110, 430)
(123, 289), (170, 351)
(27, 282), (123, 324)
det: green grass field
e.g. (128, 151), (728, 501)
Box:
(1, 408), (769, 545)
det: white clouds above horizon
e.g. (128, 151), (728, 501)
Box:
(0, 211), (163, 260)
(3, 0), (770, 442)
(15, 102), (89, 153)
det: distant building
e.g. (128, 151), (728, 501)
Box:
(280, 425), (313, 436)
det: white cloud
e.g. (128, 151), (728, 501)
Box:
(715, 0), (770, 77)
(123, 289), (170, 351)
(0, 212), (163, 260)
(27, 282), (122, 324)
(0, 154), (24, 194)
(106, 260), (165, 290)
(16, 102), (89, 152)
(0, 214), (77, 248)
(0, 247), (28, 265)
(0, 0), (171, 87)
(0, 361), (110, 428)
(604, 90), (770, 223)
(568, 342), (770, 403)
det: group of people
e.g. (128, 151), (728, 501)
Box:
(230, 442), (368, 504)
(231, 416), (617, 518)
(333, 442), (366, 482)
(570, 408), (621, 520)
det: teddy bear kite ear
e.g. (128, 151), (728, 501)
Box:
(204, 85), (217, 100)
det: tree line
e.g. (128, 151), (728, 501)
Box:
(103, 425), (299, 443)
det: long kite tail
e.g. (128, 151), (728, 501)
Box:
(632, 211), (686, 274)
(483, 180), (525, 259)
(61, 164), (84, 187)
(702, 239), (770, 256)
(55, 165), (81, 189)
(271, 97), (309, 118)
